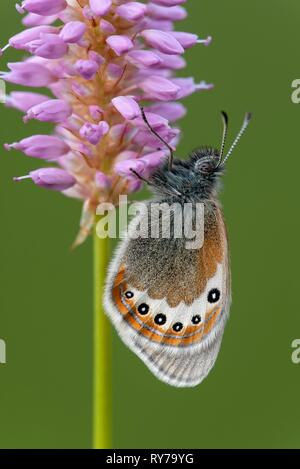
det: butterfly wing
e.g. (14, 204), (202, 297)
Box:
(104, 201), (231, 387)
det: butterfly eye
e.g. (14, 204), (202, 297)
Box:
(172, 322), (183, 332)
(192, 315), (201, 325)
(207, 288), (220, 303)
(138, 303), (149, 315)
(199, 162), (213, 174)
(154, 313), (167, 326)
(125, 291), (134, 299)
(195, 159), (214, 174)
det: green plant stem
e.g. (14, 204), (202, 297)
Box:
(93, 231), (112, 449)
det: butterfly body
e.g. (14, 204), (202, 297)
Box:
(104, 112), (251, 387)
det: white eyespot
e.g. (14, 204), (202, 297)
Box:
(125, 291), (134, 299)
(207, 288), (220, 303)
(154, 313), (167, 325)
(172, 322), (183, 332)
(137, 303), (149, 315)
(191, 315), (201, 325)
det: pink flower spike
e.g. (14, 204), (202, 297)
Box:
(106, 35), (134, 56)
(4, 0), (213, 237)
(24, 99), (72, 123)
(141, 30), (184, 55)
(75, 60), (99, 80)
(140, 76), (180, 101)
(79, 121), (109, 145)
(6, 91), (50, 112)
(2, 62), (56, 87)
(6, 135), (70, 159)
(147, 3), (187, 21)
(89, 0), (112, 17)
(60, 22), (87, 44)
(116, 2), (147, 22)
(18, 0), (67, 16)
(112, 96), (141, 120)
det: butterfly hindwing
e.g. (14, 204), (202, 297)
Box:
(104, 201), (231, 387)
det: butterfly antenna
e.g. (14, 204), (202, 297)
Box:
(140, 107), (175, 170)
(216, 111), (229, 166)
(130, 168), (152, 186)
(220, 112), (252, 166)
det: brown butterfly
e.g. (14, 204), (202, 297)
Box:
(104, 110), (252, 387)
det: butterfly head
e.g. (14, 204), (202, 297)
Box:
(147, 111), (252, 200)
(192, 147), (222, 175)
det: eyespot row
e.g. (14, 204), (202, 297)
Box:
(124, 288), (221, 331)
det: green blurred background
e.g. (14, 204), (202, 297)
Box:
(1, 0), (300, 449)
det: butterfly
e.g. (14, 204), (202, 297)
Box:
(104, 109), (252, 387)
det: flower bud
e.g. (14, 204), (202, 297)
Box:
(60, 21), (87, 44)
(17, 0), (67, 16)
(5, 135), (70, 159)
(89, 0), (112, 17)
(112, 96), (141, 120)
(24, 99), (72, 123)
(79, 121), (109, 145)
(114, 159), (146, 177)
(2, 62), (56, 87)
(106, 35), (134, 56)
(147, 3), (187, 21)
(75, 60), (99, 80)
(14, 168), (75, 191)
(141, 29), (184, 55)
(8, 25), (57, 49)
(126, 50), (163, 68)
(6, 91), (49, 112)
(26, 33), (68, 59)
(140, 76), (180, 101)
(116, 2), (147, 22)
